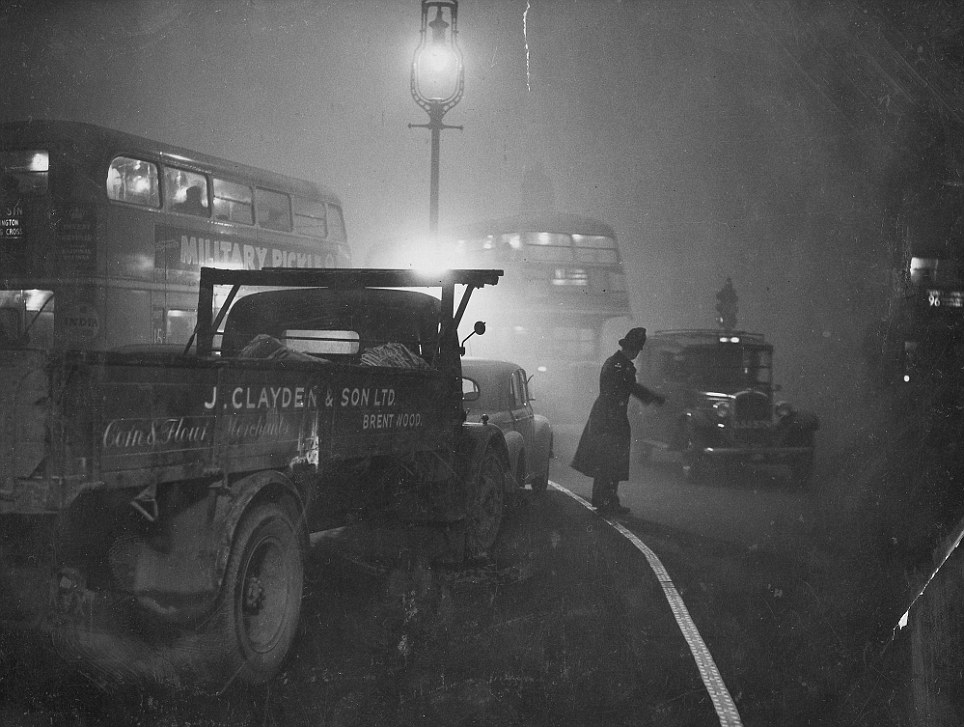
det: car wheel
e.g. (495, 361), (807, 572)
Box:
(465, 448), (509, 557)
(681, 432), (708, 483)
(789, 451), (814, 488)
(211, 502), (304, 685)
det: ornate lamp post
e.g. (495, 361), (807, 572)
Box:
(410, 0), (464, 237)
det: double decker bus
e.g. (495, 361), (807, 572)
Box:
(367, 212), (632, 444)
(0, 119), (350, 352)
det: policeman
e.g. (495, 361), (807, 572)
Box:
(571, 327), (665, 515)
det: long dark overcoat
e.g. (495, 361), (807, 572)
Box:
(571, 350), (661, 482)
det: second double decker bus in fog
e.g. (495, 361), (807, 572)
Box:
(367, 212), (632, 445)
(0, 119), (350, 352)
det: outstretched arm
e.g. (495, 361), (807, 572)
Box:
(631, 382), (665, 406)
(600, 362), (665, 406)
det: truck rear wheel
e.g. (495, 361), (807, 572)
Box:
(465, 449), (509, 557)
(215, 502), (304, 685)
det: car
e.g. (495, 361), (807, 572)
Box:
(631, 329), (819, 486)
(461, 358), (554, 492)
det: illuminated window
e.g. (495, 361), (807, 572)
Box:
(527, 232), (568, 247)
(166, 309), (197, 344)
(523, 232), (571, 262)
(0, 290), (51, 347)
(551, 267), (590, 286)
(499, 234), (522, 250)
(572, 235), (615, 249)
(212, 178), (253, 224)
(283, 329), (358, 355)
(107, 156), (159, 207)
(2, 149), (49, 196)
(256, 188), (292, 232)
(293, 197), (328, 238)
(164, 167), (209, 217)
(909, 257), (938, 285)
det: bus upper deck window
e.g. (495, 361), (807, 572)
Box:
(165, 167), (209, 217)
(293, 197), (328, 238)
(524, 233), (571, 262)
(497, 234), (522, 250)
(107, 156), (159, 207)
(2, 150), (50, 196)
(213, 178), (253, 224)
(256, 188), (292, 232)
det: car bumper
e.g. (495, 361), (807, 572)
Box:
(701, 446), (813, 461)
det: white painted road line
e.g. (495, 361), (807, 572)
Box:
(550, 480), (744, 727)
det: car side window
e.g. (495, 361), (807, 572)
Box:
(511, 370), (528, 408)
(462, 377), (481, 404)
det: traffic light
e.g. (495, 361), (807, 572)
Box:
(715, 278), (738, 330)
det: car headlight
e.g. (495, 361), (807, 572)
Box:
(713, 400), (732, 419)
(775, 401), (794, 419)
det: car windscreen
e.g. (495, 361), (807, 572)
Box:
(676, 344), (772, 390)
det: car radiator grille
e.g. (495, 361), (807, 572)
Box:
(730, 391), (771, 448)
(734, 391), (770, 422)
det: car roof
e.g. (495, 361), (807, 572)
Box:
(650, 329), (769, 347)
(461, 357), (524, 376)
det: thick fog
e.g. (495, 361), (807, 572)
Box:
(2, 0), (961, 465)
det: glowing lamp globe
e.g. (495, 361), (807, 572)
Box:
(411, 1), (464, 114)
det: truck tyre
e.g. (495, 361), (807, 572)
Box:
(465, 448), (509, 557)
(215, 502), (304, 685)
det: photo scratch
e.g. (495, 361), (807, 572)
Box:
(523, 1), (531, 91)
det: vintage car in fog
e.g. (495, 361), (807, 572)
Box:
(462, 358), (554, 492)
(632, 330), (818, 486)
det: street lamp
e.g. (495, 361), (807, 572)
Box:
(410, 0), (464, 237)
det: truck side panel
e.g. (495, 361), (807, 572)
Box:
(92, 358), (452, 488)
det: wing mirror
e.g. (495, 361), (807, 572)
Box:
(460, 320), (486, 355)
